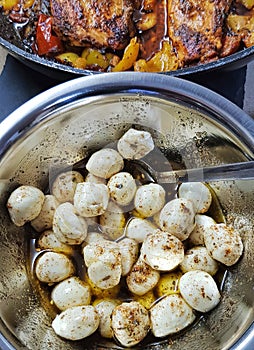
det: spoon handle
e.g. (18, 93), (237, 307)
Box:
(156, 160), (254, 184)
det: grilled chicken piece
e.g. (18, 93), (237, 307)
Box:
(168, 0), (233, 66)
(50, 0), (136, 50)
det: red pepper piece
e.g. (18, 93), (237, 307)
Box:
(36, 14), (63, 56)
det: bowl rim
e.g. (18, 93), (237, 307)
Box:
(0, 72), (253, 156)
(0, 72), (253, 350)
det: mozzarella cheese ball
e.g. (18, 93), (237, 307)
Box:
(159, 198), (196, 241)
(117, 128), (154, 160)
(204, 223), (243, 266)
(86, 148), (124, 179)
(118, 238), (139, 276)
(126, 258), (160, 296)
(188, 214), (216, 246)
(178, 182), (212, 213)
(180, 246), (219, 276)
(95, 299), (119, 338)
(99, 201), (126, 240)
(111, 301), (150, 347)
(51, 277), (91, 311)
(84, 231), (107, 244)
(83, 240), (122, 289)
(179, 270), (221, 313)
(35, 251), (75, 283)
(52, 305), (99, 340)
(37, 230), (74, 255)
(125, 217), (158, 243)
(107, 172), (137, 206)
(7, 185), (45, 226)
(31, 195), (59, 232)
(51, 170), (84, 203)
(150, 294), (195, 337)
(53, 202), (87, 245)
(140, 230), (184, 271)
(74, 182), (109, 217)
(134, 183), (166, 217)
(85, 172), (106, 185)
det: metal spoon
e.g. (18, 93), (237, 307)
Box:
(127, 159), (254, 184)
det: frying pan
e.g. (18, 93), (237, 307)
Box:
(1, 11), (254, 81)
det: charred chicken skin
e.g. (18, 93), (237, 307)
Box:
(50, 0), (137, 50)
(168, 0), (233, 66)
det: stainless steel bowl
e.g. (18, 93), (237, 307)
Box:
(0, 73), (253, 350)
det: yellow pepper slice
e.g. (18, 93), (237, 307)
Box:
(134, 41), (178, 72)
(56, 52), (80, 65)
(81, 48), (111, 69)
(112, 37), (140, 72)
(0, 0), (19, 10)
(240, 0), (254, 9)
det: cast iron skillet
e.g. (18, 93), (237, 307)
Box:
(1, 12), (254, 81)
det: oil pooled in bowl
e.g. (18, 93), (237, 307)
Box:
(25, 145), (228, 348)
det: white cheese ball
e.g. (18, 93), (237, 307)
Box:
(150, 294), (196, 337)
(159, 198), (196, 241)
(180, 246), (219, 276)
(7, 185), (45, 226)
(118, 238), (139, 276)
(84, 231), (107, 244)
(179, 270), (221, 313)
(125, 217), (158, 243)
(83, 241), (122, 289)
(140, 230), (184, 271)
(126, 258), (160, 296)
(178, 182), (212, 213)
(51, 277), (91, 311)
(108, 172), (137, 206)
(117, 128), (154, 160)
(51, 170), (84, 203)
(99, 201), (126, 240)
(134, 183), (166, 217)
(188, 214), (216, 246)
(95, 299), (119, 338)
(74, 182), (109, 217)
(52, 305), (99, 340)
(111, 301), (150, 347)
(53, 202), (87, 245)
(85, 172), (106, 185)
(31, 195), (59, 232)
(86, 148), (124, 179)
(204, 223), (243, 266)
(35, 251), (75, 283)
(37, 230), (74, 255)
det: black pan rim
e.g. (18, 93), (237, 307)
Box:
(1, 35), (254, 77)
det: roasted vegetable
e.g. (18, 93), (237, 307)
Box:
(134, 41), (178, 72)
(56, 52), (86, 69)
(112, 37), (139, 72)
(0, 0), (17, 9)
(240, 0), (254, 9)
(81, 48), (115, 69)
(36, 14), (63, 56)
(227, 14), (254, 47)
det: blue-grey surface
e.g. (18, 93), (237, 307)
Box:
(0, 46), (253, 121)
